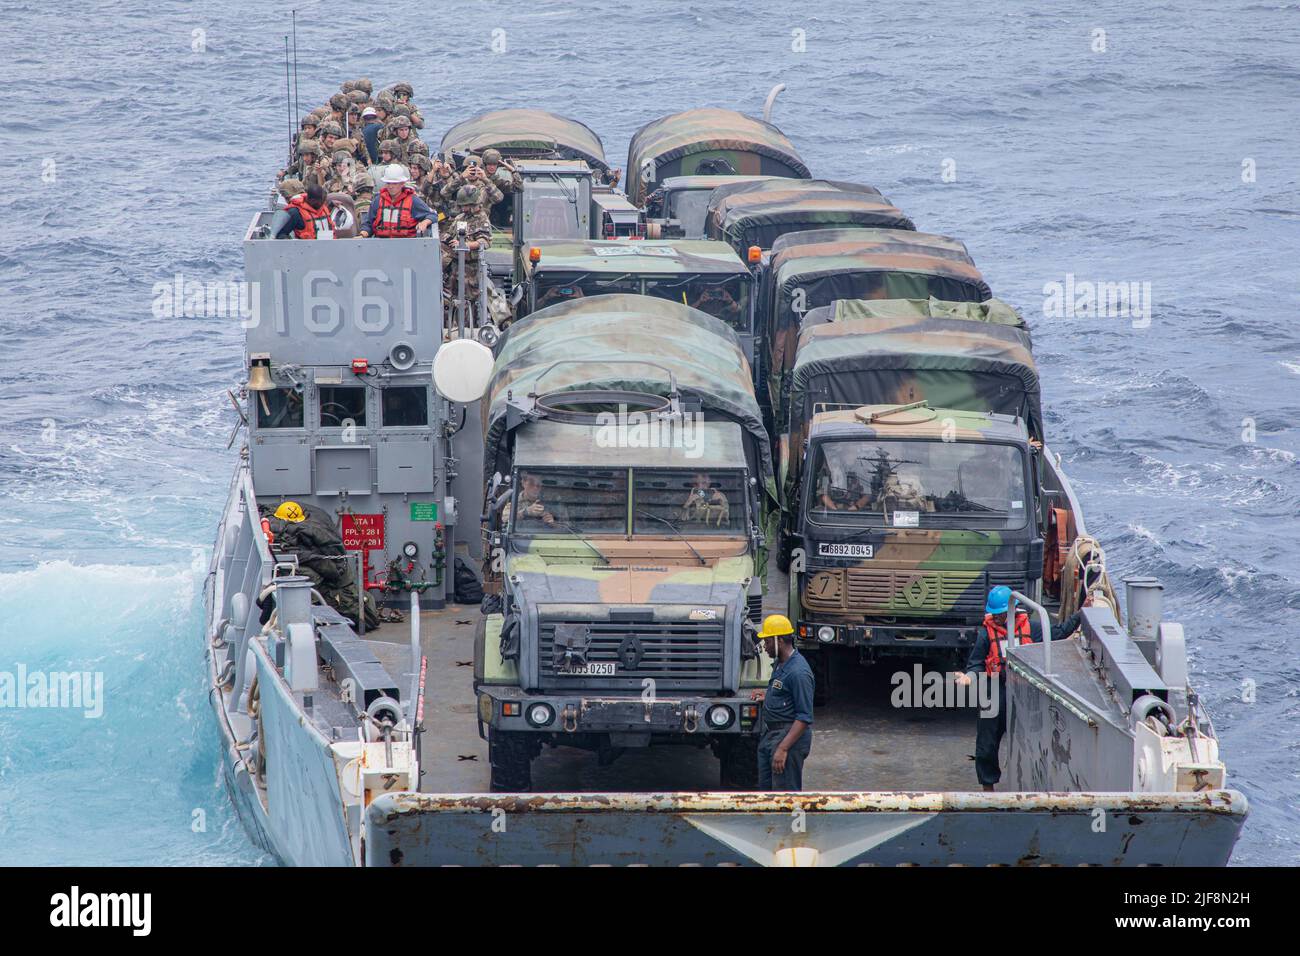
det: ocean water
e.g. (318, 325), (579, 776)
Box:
(0, 0), (1296, 865)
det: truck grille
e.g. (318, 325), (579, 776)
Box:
(803, 569), (1026, 619)
(538, 619), (725, 691)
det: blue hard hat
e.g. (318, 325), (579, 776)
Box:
(986, 585), (1012, 615)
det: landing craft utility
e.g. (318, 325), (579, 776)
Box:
(203, 84), (1245, 866)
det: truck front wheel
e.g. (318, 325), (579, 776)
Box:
(718, 735), (760, 790)
(489, 729), (534, 792)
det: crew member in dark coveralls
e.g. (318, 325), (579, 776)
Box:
(750, 614), (815, 790)
(956, 585), (1082, 791)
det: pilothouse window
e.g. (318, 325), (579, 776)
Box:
(382, 386), (428, 427)
(255, 387), (304, 429)
(319, 386), (366, 427)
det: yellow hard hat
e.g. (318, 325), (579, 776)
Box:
(274, 501), (306, 522)
(757, 614), (794, 639)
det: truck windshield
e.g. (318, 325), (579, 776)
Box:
(807, 440), (1028, 530)
(510, 468), (626, 535)
(665, 189), (711, 237)
(535, 273), (750, 333)
(508, 467), (747, 537)
(634, 469), (746, 535)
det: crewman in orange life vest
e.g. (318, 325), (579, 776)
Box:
(360, 163), (435, 239)
(955, 586), (1081, 791)
(273, 182), (336, 239)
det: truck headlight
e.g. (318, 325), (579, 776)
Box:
(526, 703), (555, 727)
(707, 705), (734, 729)
(817, 626), (836, 643)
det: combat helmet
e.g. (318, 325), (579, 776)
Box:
(482, 148), (502, 165)
(299, 115), (318, 130)
(392, 81), (414, 97)
(347, 89), (369, 105)
(391, 103), (412, 118)
(391, 115), (411, 130)
(353, 77), (373, 94)
(318, 120), (343, 139)
(405, 139), (429, 157)
(297, 138), (322, 157)
(341, 80), (355, 93)
(454, 185), (483, 207)
(378, 138), (400, 156)
(278, 178), (305, 200)
(409, 154), (432, 174)
(329, 92), (349, 111)
(461, 154), (483, 169)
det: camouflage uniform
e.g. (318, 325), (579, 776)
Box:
(326, 151), (375, 224)
(482, 149), (522, 196)
(441, 186), (494, 312)
(283, 139), (323, 184)
(441, 159), (503, 212)
(389, 82), (424, 130)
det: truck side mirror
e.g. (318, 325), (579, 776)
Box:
(1027, 537), (1045, 581)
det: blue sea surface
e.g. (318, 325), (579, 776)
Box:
(0, 0), (1296, 865)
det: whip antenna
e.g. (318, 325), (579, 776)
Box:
(291, 10), (300, 122)
(284, 36), (294, 160)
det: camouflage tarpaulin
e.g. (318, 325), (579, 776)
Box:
(770, 227), (972, 261)
(440, 109), (608, 171)
(705, 182), (914, 253)
(626, 108), (811, 203)
(485, 293), (777, 509)
(818, 296), (1026, 330)
(762, 239), (994, 410)
(786, 313), (1042, 447)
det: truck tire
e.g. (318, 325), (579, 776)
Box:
(811, 649), (832, 707)
(489, 729), (533, 792)
(718, 735), (760, 790)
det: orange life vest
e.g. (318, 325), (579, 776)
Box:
(983, 610), (1032, 676)
(373, 186), (418, 238)
(286, 194), (334, 239)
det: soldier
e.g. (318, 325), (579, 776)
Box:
(317, 120), (343, 157)
(680, 472), (730, 526)
(347, 88), (369, 107)
(371, 138), (401, 180)
(425, 155), (459, 221)
(389, 81), (424, 129)
(327, 149), (375, 224)
(481, 148), (521, 196)
(326, 92), (349, 127)
(282, 138), (323, 185)
(441, 185), (494, 312)
(389, 114), (419, 154)
(409, 154), (437, 210)
(299, 115), (319, 141)
(441, 157), (502, 211)
(352, 77), (373, 97)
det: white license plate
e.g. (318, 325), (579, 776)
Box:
(567, 662), (616, 676)
(818, 543), (874, 558)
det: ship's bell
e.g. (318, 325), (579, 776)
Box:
(247, 358), (275, 392)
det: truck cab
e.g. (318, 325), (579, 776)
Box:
(788, 404), (1043, 674)
(517, 239), (758, 369)
(644, 175), (781, 239)
(476, 418), (768, 791)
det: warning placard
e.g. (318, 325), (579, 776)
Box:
(340, 513), (385, 551)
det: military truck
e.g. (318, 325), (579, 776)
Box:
(626, 108), (810, 206)
(440, 110), (614, 284)
(515, 238), (759, 368)
(777, 300), (1056, 695)
(474, 294), (780, 791)
(705, 179), (912, 256)
(760, 228), (993, 415)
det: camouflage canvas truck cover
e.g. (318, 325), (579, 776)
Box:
(475, 293), (781, 790)
(626, 107), (811, 206)
(761, 231), (994, 416)
(779, 306), (1044, 676)
(705, 181), (915, 257)
(440, 108), (610, 174)
(517, 238), (758, 367)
